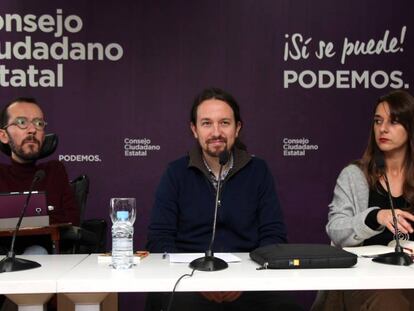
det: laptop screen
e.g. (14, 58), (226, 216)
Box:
(0, 191), (48, 218)
(0, 192), (49, 229)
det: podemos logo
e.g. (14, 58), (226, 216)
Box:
(58, 154), (101, 162)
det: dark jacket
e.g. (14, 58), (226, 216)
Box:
(146, 146), (287, 253)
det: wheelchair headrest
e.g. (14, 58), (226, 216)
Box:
(0, 133), (58, 160)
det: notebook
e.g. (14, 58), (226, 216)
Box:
(250, 243), (358, 269)
(0, 191), (50, 229)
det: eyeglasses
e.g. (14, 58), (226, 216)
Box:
(3, 117), (47, 131)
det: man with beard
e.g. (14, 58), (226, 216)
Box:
(146, 88), (301, 311)
(0, 97), (79, 254)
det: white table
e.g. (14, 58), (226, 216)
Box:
(0, 254), (88, 311)
(57, 253), (414, 311)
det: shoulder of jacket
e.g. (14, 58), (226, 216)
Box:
(340, 164), (364, 178)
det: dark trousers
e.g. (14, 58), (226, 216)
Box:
(312, 289), (414, 311)
(146, 291), (303, 311)
(344, 289), (414, 311)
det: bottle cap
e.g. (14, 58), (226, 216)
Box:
(116, 211), (129, 221)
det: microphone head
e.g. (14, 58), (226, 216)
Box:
(34, 170), (46, 182)
(219, 150), (229, 166)
(374, 151), (385, 169)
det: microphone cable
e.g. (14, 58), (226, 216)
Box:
(164, 268), (196, 311)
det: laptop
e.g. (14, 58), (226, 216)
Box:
(0, 191), (50, 229)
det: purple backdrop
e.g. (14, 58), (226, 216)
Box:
(0, 0), (413, 309)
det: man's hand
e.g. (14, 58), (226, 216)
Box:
(200, 291), (242, 303)
(377, 209), (414, 234)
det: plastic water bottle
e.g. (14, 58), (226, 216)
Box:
(110, 198), (136, 269)
(111, 210), (134, 269)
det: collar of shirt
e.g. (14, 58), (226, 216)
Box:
(202, 152), (234, 190)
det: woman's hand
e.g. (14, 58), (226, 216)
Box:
(377, 209), (414, 234)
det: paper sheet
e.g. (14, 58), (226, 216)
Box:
(344, 245), (393, 257)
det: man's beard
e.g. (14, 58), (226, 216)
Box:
(8, 134), (42, 162)
(204, 136), (227, 157)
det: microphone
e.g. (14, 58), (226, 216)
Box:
(0, 170), (46, 273)
(189, 150), (229, 271)
(219, 150), (229, 166)
(371, 153), (412, 266)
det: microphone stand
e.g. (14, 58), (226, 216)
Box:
(372, 170), (412, 266)
(0, 171), (45, 273)
(189, 152), (229, 271)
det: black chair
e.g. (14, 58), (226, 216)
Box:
(61, 175), (107, 254)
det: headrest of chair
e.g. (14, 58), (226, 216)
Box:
(0, 133), (59, 159)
